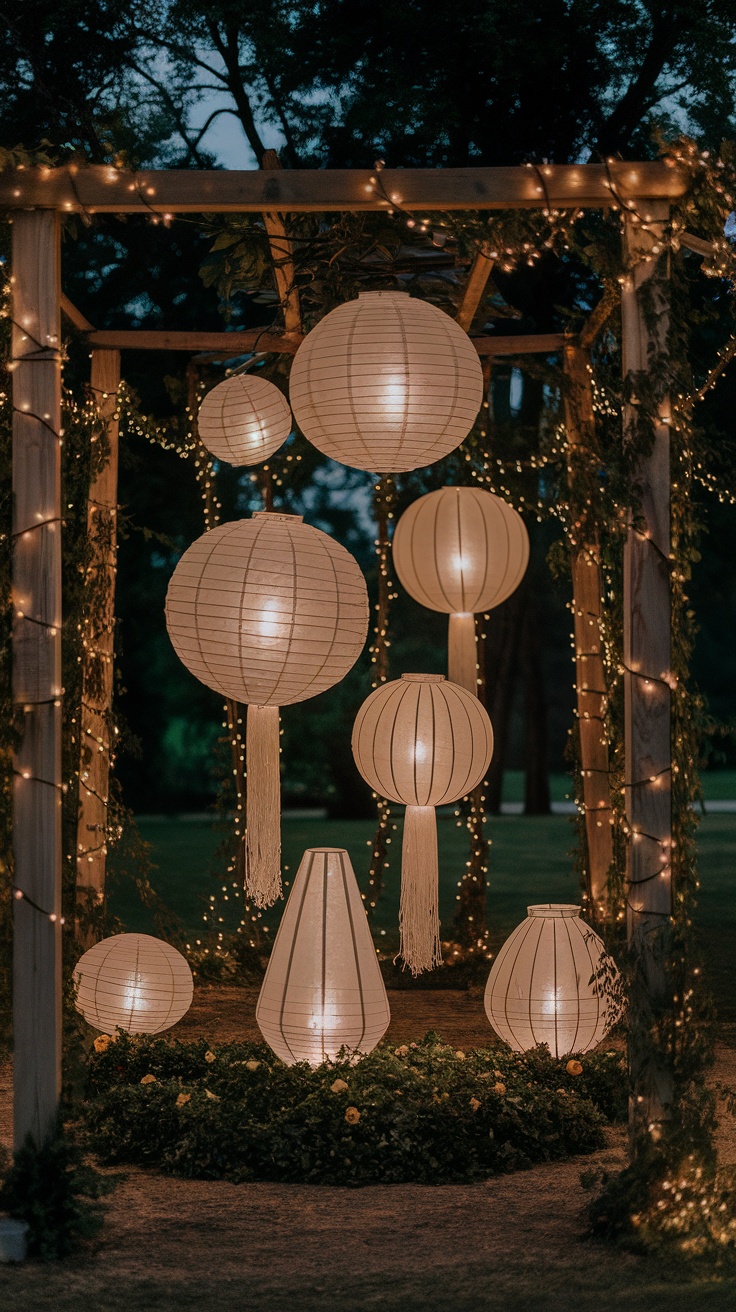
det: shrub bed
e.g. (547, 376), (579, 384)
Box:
(81, 1032), (626, 1186)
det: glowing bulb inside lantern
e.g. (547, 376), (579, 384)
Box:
(257, 598), (284, 643)
(381, 374), (406, 416)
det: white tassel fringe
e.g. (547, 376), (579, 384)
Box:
(245, 704), (282, 907)
(399, 804), (442, 975)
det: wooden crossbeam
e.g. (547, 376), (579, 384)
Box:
(85, 328), (302, 354)
(0, 163), (687, 214)
(455, 247), (494, 332)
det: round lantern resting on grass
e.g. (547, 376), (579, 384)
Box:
(74, 933), (193, 1035)
(393, 487), (529, 693)
(289, 291), (483, 473)
(352, 674), (493, 974)
(165, 510), (368, 907)
(483, 904), (619, 1058)
(197, 373), (292, 467)
(256, 847), (391, 1066)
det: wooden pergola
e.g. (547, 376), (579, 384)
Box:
(4, 160), (684, 1151)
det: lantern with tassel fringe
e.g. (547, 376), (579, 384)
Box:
(256, 847), (390, 1065)
(392, 487), (529, 694)
(352, 674), (493, 973)
(197, 373), (292, 467)
(484, 904), (620, 1057)
(289, 291), (483, 473)
(166, 512), (368, 907)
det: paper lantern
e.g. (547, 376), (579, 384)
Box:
(74, 933), (193, 1035)
(197, 373), (292, 466)
(165, 511), (368, 906)
(352, 674), (493, 973)
(484, 904), (619, 1057)
(289, 291), (483, 473)
(256, 847), (390, 1066)
(393, 487), (529, 693)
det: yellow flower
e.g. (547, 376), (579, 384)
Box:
(205, 1089), (220, 1101)
(493, 1082), (506, 1096)
(455, 1050), (466, 1060)
(204, 1050), (216, 1064)
(566, 1059), (583, 1077)
(176, 1092), (191, 1108)
(469, 1097), (481, 1112)
(344, 1106), (361, 1124)
(246, 1059), (260, 1072)
(140, 1073), (156, 1085)
(330, 1078), (349, 1093)
(393, 1045), (409, 1057)
(93, 1034), (112, 1054)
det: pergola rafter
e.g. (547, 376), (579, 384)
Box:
(6, 163), (676, 1151)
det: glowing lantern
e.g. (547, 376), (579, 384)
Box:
(352, 674), (493, 973)
(484, 904), (619, 1057)
(256, 847), (390, 1066)
(289, 291), (483, 472)
(393, 487), (529, 693)
(165, 511), (368, 906)
(197, 373), (292, 466)
(74, 933), (193, 1034)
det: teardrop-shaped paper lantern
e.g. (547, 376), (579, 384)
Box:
(352, 674), (493, 974)
(74, 933), (193, 1035)
(197, 374), (292, 466)
(256, 847), (390, 1065)
(289, 291), (483, 473)
(484, 904), (619, 1057)
(166, 511), (368, 906)
(393, 487), (529, 693)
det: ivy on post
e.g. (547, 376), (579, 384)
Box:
(621, 200), (673, 1145)
(366, 475), (395, 919)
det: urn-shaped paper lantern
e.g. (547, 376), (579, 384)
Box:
(256, 847), (390, 1065)
(165, 511), (368, 906)
(289, 291), (483, 473)
(197, 373), (292, 466)
(484, 904), (619, 1057)
(393, 488), (529, 693)
(74, 933), (193, 1034)
(352, 674), (493, 973)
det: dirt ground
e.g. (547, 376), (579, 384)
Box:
(3, 986), (736, 1312)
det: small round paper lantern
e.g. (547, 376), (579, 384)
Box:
(256, 847), (390, 1066)
(352, 674), (493, 973)
(393, 487), (529, 693)
(289, 291), (483, 473)
(74, 933), (193, 1035)
(197, 374), (292, 466)
(484, 904), (619, 1057)
(165, 511), (368, 906)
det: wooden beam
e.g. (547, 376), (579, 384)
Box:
(12, 211), (63, 1149)
(578, 287), (617, 351)
(622, 202), (672, 1143)
(455, 247), (494, 333)
(61, 292), (93, 333)
(75, 349), (120, 944)
(261, 151), (302, 338)
(0, 163), (687, 215)
(472, 332), (567, 356)
(563, 342), (613, 918)
(86, 328), (302, 354)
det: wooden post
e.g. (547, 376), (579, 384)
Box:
(12, 211), (63, 1149)
(75, 349), (120, 942)
(455, 247), (494, 333)
(563, 342), (613, 918)
(621, 202), (673, 1140)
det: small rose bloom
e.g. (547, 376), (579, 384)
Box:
(176, 1092), (191, 1108)
(344, 1106), (361, 1124)
(245, 1059), (260, 1072)
(566, 1059), (583, 1077)
(394, 1045), (409, 1057)
(330, 1078), (349, 1093)
(469, 1097), (481, 1112)
(455, 1050), (466, 1060)
(140, 1073), (156, 1085)
(493, 1082), (506, 1096)
(93, 1034), (112, 1054)
(204, 1050), (216, 1064)
(205, 1089), (220, 1101)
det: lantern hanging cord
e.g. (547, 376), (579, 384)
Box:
(12, 886), (65, 923)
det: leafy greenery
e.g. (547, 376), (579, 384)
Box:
(81, 1031), (625, 1186)
(0, 1127), (116, 1261)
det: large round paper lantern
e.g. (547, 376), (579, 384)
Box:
(256, 847), (390, 1065)
(289, 291), (483, 473)
(74, 933), (193, 1035)
(165, 511), (368, 906)
(352, 674), (493, 973)
(197, 374), (292, 467)
(393, 487), (529, 693)
(484, 904), (619, 1058)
